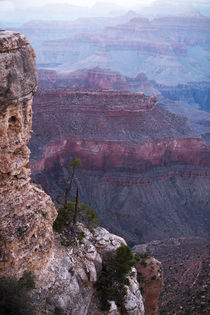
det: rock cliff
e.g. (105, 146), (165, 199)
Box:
(0, 31), (146, 314)
(0, 31), (57, 277)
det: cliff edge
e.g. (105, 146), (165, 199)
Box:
(0, 31), (57, 277)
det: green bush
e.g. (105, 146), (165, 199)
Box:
(96, 245), (136, 311)
(135, 252), (150, 268)
(0, 273), (35, 315)
(135, 252), (150, 260)
(53, 200), (99, 246)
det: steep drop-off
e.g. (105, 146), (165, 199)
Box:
(30, 88), (210, 244)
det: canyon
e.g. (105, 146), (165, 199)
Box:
(37, 68), (210, 148)
(0, 30), (152, 315)
(29, 87), (210, 244)
(34, 15), (210, 85)
(1, 3), (210, 313)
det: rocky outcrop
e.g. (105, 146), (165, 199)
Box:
(135, 256), (163, 315)
(133, 238), (210, 315)
(0, 31), (57, 277)
(0, 31), (145, 314)
(34, 225), (144, 315)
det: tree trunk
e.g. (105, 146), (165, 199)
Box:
(73, 187), (79, 224)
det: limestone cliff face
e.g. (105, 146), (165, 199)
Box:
(0, 31), (57, 277)
(34, 225), (144, 315)
(0, 31), (145, 314)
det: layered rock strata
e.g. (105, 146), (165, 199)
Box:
(0, 31), (57, 276)
(30, 87), (210, 243)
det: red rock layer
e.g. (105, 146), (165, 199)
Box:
(31, 136), (210, 176)
(30, 88), (209, 175)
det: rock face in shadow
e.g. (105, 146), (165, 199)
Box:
(0, 31), (57, 277)
(29, 88), (210, 244)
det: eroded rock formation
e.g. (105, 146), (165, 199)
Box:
(133, 238), (210, 315)
(0, 31), (57, 277)
(34, 225), (144, 314)
(37, 67), (159, 96)
(135, 256), (163, 315)
(35, 15), (210, 84)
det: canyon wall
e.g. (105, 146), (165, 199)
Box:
(30, 88), (210, 244)
(37, 68), (210, 149)
(34, 15), (210, 84)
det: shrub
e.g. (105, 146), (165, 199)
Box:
(135, 252), (150, 260)
(96, 245), (136, 311)
(135, 252), (150, 268)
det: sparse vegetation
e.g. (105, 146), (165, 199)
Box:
(96, 244), (136, 311)
(53, 159), (99, 245)
(135, 252), (150, 268)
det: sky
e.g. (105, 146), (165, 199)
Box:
(0, 0), (155, 10)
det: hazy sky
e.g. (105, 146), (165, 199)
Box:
(0, 0), (155, 10)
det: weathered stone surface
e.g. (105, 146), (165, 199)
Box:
(34, 225), (144, 315)
(0, 31), (57, 277)
(135, 256), (163, 315)
(0, 31), (37, 105)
